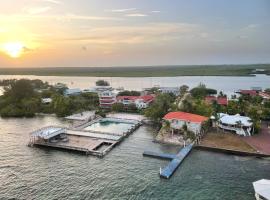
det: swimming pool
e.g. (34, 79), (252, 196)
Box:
(83, 119), (134, 134)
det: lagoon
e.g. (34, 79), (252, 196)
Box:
(0, 115), (270, 199)
(0, 74), (269, 97)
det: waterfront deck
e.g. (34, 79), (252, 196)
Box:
(143, 151), (176, 160)
(29, 116), (142, 157)
(160, 144), (193, 179)
(33, 134), (117, 157)
(143, 144), (193, 179)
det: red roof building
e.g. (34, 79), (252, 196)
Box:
(163, 112), (208, 123)
(117, 95), (155, 109)
(163, 111), (208, 134)
(259, 92), (270, 100)
(205, 96), (228, 106)
(237, 90), (258, 96)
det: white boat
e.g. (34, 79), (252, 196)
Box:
(253, 179), (270, 200)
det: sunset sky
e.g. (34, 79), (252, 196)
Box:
(0, 0), (270, 68)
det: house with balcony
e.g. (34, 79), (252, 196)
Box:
(159, 87), (180, 96)
(116, 95), (155, 109)
(99, 90), (117, 109)
(163, 111), (208, 135)
(217, 113), (253, 136)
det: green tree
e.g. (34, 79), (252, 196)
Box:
(112, 103), (124, 112)
(4, 79), (36, 102)
(96, 80), (110, 86)
(52, 95), (72, 117)
(179, 85), (189, 97)
(117, 90), (141, 96)
(144, 93), (175, 122)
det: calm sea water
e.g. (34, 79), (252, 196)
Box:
(0, 115), (270, 199)
(0, 74), (269, 96)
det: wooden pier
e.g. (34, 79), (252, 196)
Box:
(29, 117), (141, 157)
(143, 144), (194, 179)
(143, 151), (176, 160)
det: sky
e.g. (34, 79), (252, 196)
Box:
(0, 0), (270, 68)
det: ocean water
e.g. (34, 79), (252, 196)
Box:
(0, 74), (270, 97)
(0, 116), (270, 200)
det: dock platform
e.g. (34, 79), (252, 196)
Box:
(160, 144), (193, 179)
(143, 144), (193, 179)
(143, 151), (176, 160)
(29, 117), (142, 157)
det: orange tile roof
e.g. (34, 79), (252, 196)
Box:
(163, 112), (208, 123)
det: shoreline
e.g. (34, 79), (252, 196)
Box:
(153, 139), (270, 157)
(0, 74), (260, 77)
(195, 145), (270, 158)
(0, 64), (269, 77)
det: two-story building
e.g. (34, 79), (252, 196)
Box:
(99, 90), (117, 109)
(116, 95), (155, 109)
(217, 113), (253, 136)
(163, 111), (208, 135)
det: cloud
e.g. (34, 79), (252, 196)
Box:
(58, 14), (123, 21)
(126, 13), (148, 17)
(151, 11), (161, 13)
(41, 0), (62, 4)
(23, 46), (33, 52)
(107, 8), (137, 12)
(246, 24), (260, 29)
(60, 23), (199, 45)
(0, 14), (123, 22)
(23, 6), (51, 15)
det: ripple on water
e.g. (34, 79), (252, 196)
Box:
(0, 116), (270, 200)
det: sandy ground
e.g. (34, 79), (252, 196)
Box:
(200, 131), (256, 153)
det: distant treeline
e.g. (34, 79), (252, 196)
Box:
(0, 64), (269, 77)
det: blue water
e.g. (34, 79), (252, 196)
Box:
(83, 120), (133, 134)
(0, 116), (270, 199)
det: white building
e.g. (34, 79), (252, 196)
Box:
(99, 90), (117, 109)
(41, 98), (52, 104)
(64, 88), (81, 96)
(84, 86), (113, 94)
(159, 87), (180, 96)
(163, 111), (208, 135)
(116, 95), (155, 109)
(65, 111), (96, 122)
(217, 113), (253, 136)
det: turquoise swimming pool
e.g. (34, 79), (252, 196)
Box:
(83, 119), (134, 134)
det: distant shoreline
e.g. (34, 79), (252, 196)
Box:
(0, 64), (269, 77)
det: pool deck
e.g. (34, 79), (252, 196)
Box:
(143, 144), (194, 179)
(29, 117), (142, 157)
(33, 134), (117, 157)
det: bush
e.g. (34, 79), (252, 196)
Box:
(117, 90), (141, 96)
(112, 103), (125, 112)
(96, 80), (110, 86)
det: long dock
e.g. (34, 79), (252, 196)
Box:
(143, 151), (176, 160)
(160, 144), (193, 179)
(143, 143), (194, 179)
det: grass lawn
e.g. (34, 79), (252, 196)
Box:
(0, 64), (269, 77)
(200, 132), (256, 153)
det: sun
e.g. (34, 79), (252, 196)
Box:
(2, 42), (24, 58)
